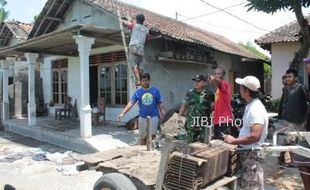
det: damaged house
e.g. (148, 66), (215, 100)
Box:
(0, 0), (264, 151)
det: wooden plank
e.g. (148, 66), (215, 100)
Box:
(202, 176), (238, 190)
(44, 16), (64, 23)
(43, 0), (68, 34)
(146, 116), (152, 151)
(34, 0), (58, 37)
(72, 146), (148, 165)
(98, 150), (161, 186)
(154, 139), (175, 190)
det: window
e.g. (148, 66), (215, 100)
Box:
(115, 64), (127, 105)
(99, 66), (112, 105)
(52, 59), (68, 104)
(99, 63), (127, 106)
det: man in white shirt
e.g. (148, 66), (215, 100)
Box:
(224, 76), (268, 190)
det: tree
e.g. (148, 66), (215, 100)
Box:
(246, 0), (310, 70)
(239, 41), (272, 79)
(0, 0), (8, 22)
(33, 15), (39, 23)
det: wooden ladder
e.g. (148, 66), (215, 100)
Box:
(117, 10), (137, 89)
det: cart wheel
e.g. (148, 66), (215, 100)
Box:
(93, 173), (137, 190)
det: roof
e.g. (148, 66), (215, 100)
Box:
(28, 0), (260, 60)
(255, 18), (308, 50)
(0, 25), (124, 58)
(0, 20), (33, 47)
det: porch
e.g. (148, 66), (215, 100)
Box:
(2, 116), (138, 153)
(0, 24), (138, 140)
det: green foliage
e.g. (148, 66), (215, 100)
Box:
(0, 0), (8, 22)
(264, 63), (271, 79)
(239, 41), (270, 61)
(246, 0), (310, 14)
(239, 41), (271, 78)
(34, 15), (39, 22)
(0, 0), (7, 7)
(265, 98), (281, 112)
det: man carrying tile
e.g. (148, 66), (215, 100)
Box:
(123, 14), (149, 86)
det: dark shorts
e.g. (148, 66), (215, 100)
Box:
(128, 51), (144, 70)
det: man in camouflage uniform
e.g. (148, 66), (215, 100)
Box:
(178, 74), (214, 143)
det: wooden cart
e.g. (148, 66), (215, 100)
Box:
(74, 143), (238, 190)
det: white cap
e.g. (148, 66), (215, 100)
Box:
(235, 76), (260, 91)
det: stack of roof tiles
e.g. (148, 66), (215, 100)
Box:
(164, 142), (229, 190)
(211, 140), (238, 177)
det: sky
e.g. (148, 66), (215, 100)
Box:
(5, 0), (310, 48)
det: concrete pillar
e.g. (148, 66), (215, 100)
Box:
(25, 53), (38, 126)
(74, 35), (94, 138)
(2, 60), (9, 120)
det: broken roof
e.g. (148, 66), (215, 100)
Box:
(0, 20), (33, 47)
(255, 17), (308, 50)
(28, 0), (260, 60)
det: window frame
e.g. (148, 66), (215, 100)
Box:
(51, 59), (68, 105)
(98, 61), (128, 106)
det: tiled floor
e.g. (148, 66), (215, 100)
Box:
(3, 116), (139, 152)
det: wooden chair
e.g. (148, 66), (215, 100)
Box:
(36, 97), (48, 117)
(92, 97), (106, 125)
(55, 96), (72, 120)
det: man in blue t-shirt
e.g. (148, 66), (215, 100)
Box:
(118, 73), (165, 145)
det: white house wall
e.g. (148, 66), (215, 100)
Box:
(37, 0), (254, 122)
(41, 45), (137, 120)
(41, 57), (53, 105)
(143, 40), (218, 112)
(271, 42), (308, 99)
(13, 61), (28, 72)
(67, 56), (81, 114)
(56, 0), (119, 31)
(144, 60), (212, 111)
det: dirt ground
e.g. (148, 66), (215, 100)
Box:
(0, 131), (101, 190)
(263, 156), (303, 190)
(0, 130), (305, 190)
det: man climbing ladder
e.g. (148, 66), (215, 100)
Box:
(119, 13), (149, 87)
